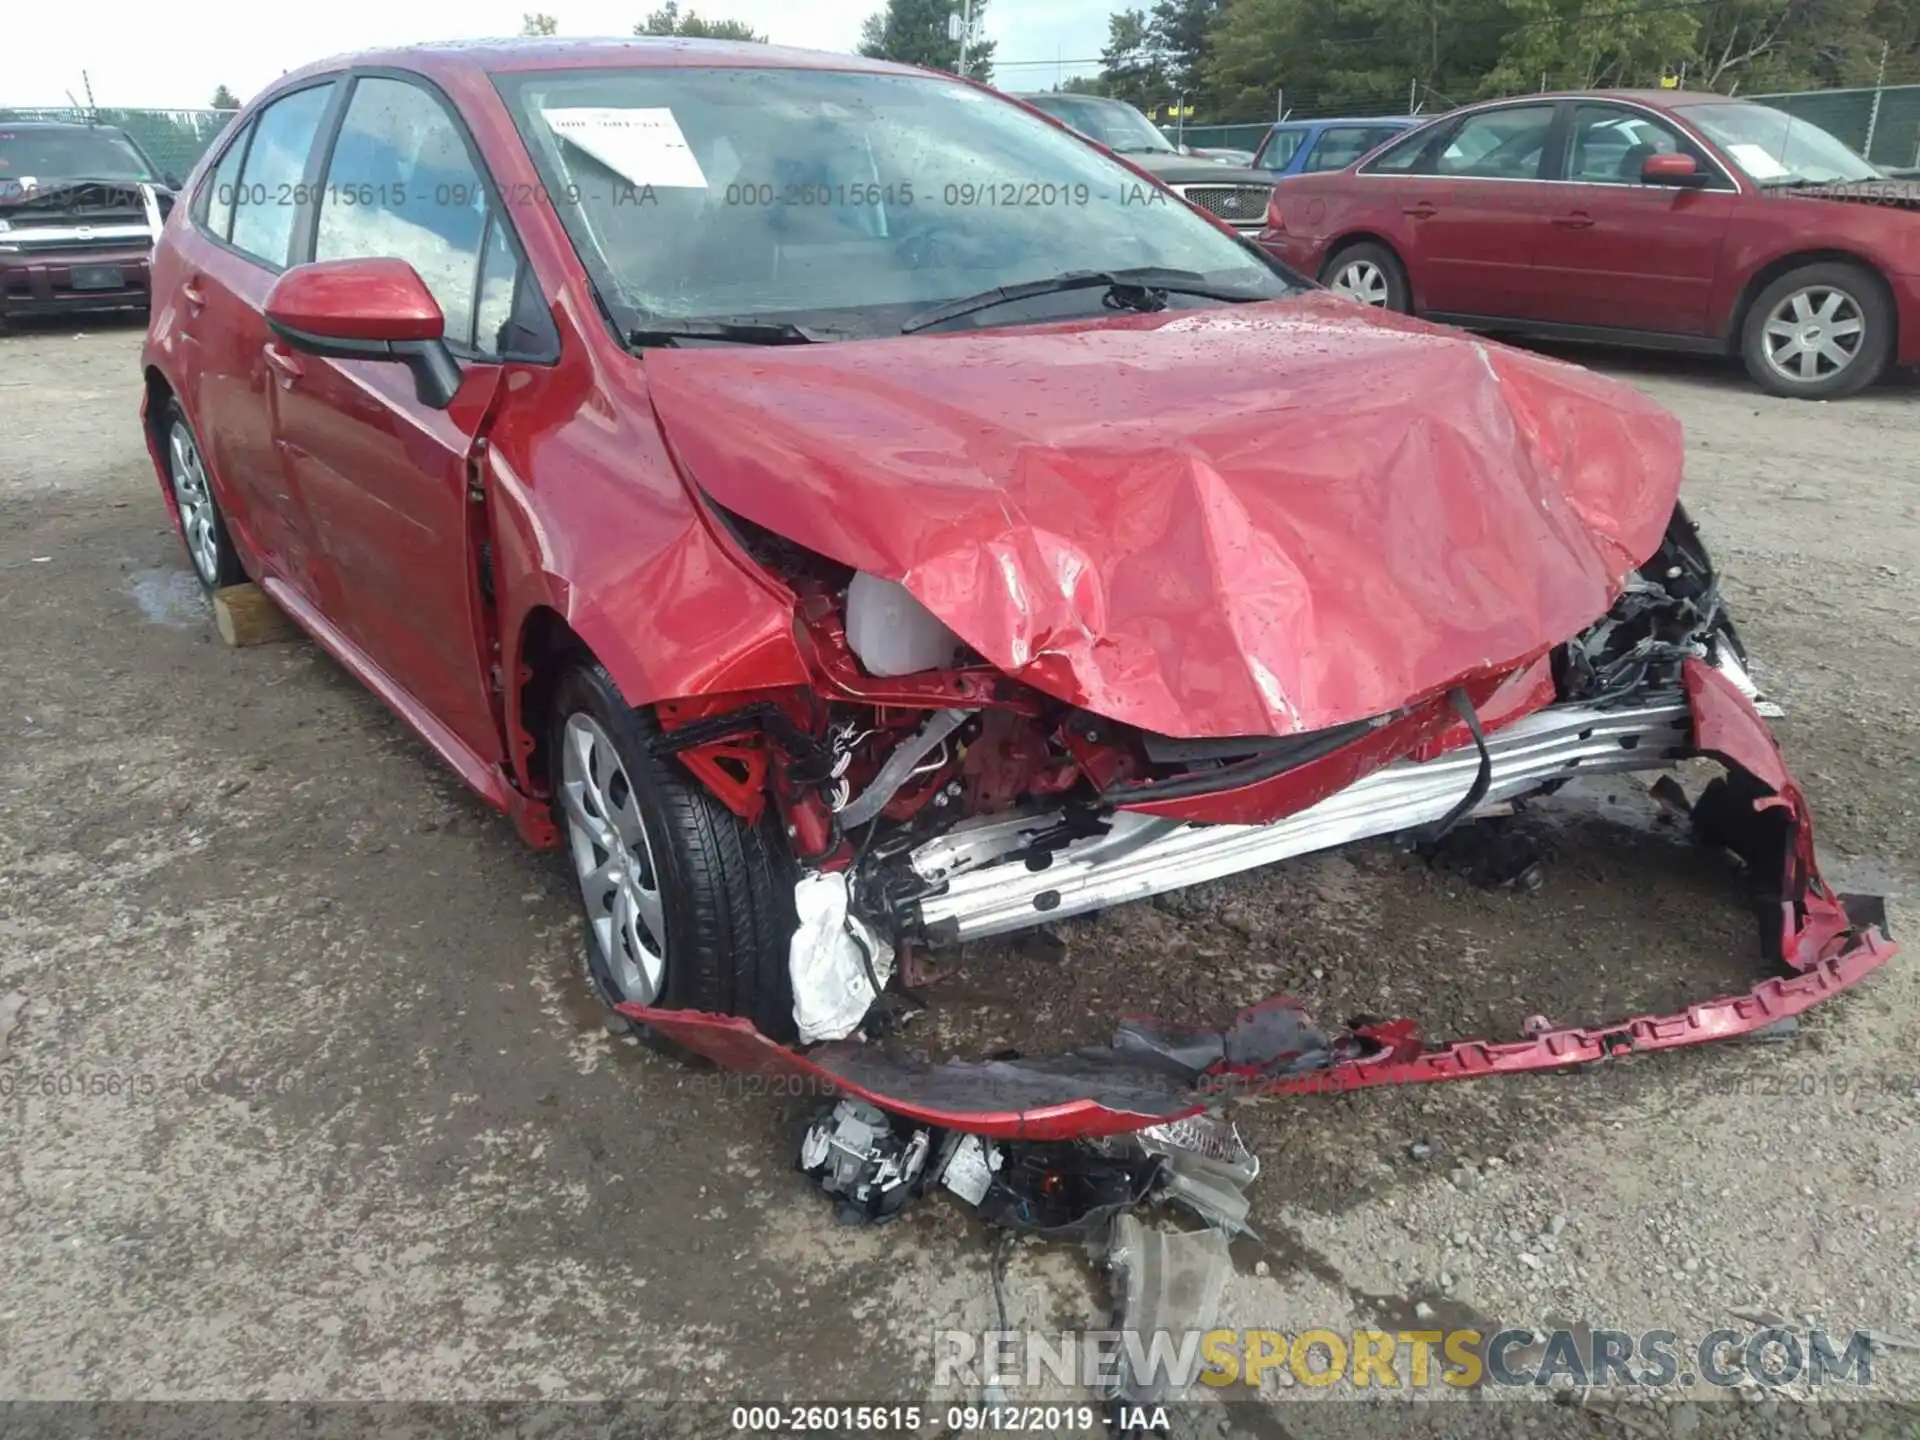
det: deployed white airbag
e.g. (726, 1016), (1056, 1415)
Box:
(790, 871), (892, 1043)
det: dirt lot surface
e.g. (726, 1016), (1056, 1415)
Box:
(2, 320), (1918, 1439)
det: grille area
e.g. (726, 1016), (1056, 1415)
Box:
(1173, 183), (1271, 225)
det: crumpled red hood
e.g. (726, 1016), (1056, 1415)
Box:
(644, 293), (1683, 738)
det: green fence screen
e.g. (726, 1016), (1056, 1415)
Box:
(6, 86), (1916, 181)
(1169, 84), (1920, 169)
(1746, 83), (1920, 170)
(0, 107), (234, 183)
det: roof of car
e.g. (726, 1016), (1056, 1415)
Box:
(0, 119), (134, 132)
(1014, 92), (1136, 107)
(278, 36), (931, 87)
(1592, 88), (1739, 105)
(1273, 116), (1419, 127)
(1463, 88), (1740, 109)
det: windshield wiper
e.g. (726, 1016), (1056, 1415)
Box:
(900, 268), (1260, 335)
(628, 317), (820, 348)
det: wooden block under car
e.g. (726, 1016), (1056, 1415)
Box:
(211, 583), (301, 648)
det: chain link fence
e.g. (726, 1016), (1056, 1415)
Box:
(1169, 82), (1920, 170)
(0, 107), (235, 182)
(4, 85), (1913, 181)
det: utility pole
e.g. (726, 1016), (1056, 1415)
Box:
(956, 0), (974, 79)
(1864, 39), (1890, 162)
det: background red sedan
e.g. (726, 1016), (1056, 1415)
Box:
(1260, 90), (1920, 399)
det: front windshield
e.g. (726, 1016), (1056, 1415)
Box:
(1675, 102), (1878, 185)
(497, 66), (1289, 334)
(0, 127), (155, 183)
(1026, 94), (1174, 154)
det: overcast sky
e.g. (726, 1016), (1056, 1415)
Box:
(2, 0), (1113, 110)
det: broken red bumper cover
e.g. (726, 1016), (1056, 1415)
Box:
(618, 663), (1894, 1140)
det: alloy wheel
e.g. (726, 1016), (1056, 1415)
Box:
(1331, 260), (1391, 307)
(167, 420), (222, 586)
(1761, 286), (1864, 385)
(560, 712), (668, 1004)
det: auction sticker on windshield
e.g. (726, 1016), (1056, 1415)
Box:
(1727, 142), (1790, 180)
(543, 107), (709, 187)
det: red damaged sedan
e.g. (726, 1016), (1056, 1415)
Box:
(1260, 91), (1920, 400)
(141, 40), (1892, 1136)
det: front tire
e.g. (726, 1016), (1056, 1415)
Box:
(1740, 262), (1892, 400)
(548, 663), (796, 1040)
(163, 402), (246, 591)
(1320, 241), (1411, 313)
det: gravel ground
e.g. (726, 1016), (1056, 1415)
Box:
(1, 320), (1917, 1439)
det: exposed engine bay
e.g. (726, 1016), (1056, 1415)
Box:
(661, 500), (1796, 952)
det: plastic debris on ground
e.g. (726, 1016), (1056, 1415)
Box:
(795, 1099), (930, 1224)
(1102, 1213), (1234, 1405)
(792, 1092), (1259, 1416)
(794, 1099), (1260, 1240)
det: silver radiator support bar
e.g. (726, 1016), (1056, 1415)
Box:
(908, 698), (1692, 943)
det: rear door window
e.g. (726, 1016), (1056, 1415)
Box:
(1301, 125), (1402, 173)
(1432, 104), (1555, 180)
(1361, 124), (1439, 174)
(195, 120), (254, 240)
(228, 84), (335, 266)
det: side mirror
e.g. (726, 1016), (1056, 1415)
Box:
(1643, 152), (1706, 187)
(163, 171), (182, 190)
(263, 257), (462, 409)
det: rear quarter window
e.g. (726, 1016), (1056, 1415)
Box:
(1360, 125), (1436, 174)
(1258, 127), (1307, 170)
(194, 121), (254, 241)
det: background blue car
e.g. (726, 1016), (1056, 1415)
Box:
(1252, 116), (1423, 175)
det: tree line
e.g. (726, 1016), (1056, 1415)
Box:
(516, 1), (999, 80)
(335, 0), (1911, 129)
(1076, 0), (1918, 123)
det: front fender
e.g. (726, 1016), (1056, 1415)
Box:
(482, 352), (808, 787)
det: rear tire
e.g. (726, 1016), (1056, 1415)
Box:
(1320, 241), (1411, 313)
(1739, 262), (1892, 400)
(548, 662), (796, 1040)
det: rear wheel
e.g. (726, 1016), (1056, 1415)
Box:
(1320, 241), (1410, 313)
(1740, 262), (1892, 400)
(548, 662), (796, 1040)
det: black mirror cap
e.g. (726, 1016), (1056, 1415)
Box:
(267, 319), (462, 411)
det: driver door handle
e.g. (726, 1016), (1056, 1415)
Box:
(262, 343), (305, 386)
(1402, 200), (1437, 219)
(1553, 211), (1596, 228)
(181, 279), (207, 310)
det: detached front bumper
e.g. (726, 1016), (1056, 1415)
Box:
(621, 660), (1895, 1138)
